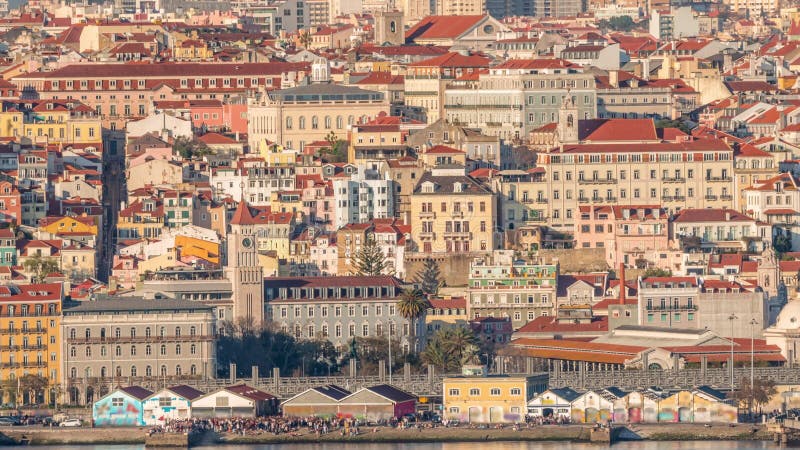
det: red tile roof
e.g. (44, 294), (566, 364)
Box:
(405, 15), (486, 41)
(409, 52), (491, 68)
(580, 118), (658, 141)
(672, 208), (754, 223)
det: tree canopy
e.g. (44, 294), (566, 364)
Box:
(416, 258), (442, 296)
(353, 237), (391, 276)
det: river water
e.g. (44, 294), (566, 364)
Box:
(24, 442), (787, 450)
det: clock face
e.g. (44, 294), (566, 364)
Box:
(241, 238), (253, 248)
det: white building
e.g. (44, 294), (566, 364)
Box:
(744, 173), (800, 252)
(126, 112), (193, 140)
(332, 166), (396, 229)
(142, 385), (205, 425)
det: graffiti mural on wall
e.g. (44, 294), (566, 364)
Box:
(93, 395), (144, 426)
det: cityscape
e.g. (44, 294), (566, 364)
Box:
(2, 0), (800, 444)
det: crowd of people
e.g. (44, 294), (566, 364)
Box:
(149, 415), (362, 437)
(146, 413), (577, 437)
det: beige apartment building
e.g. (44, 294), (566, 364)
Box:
(409, 166), (497, 254)
(535, 111), (735, 230)
(247, 84), (389, 151)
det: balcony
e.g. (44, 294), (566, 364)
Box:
(443, 231), (472, 239)
(578, 177), (617, 185)
(418, 232), (436, 240)
(706, 176), (732, 182)
(66, 335), (214, 345)
(535, 198), (548, 203)
(705, 195), (718, 201)
(720, 194), (733, 201)
(419, 211), (436, 219)
(645, 305), (698, 311)
(604, 197), (617, 202)
(578, 197), (590, 203)
(22, 361), (46, 368)
(662, 177), (686, 183)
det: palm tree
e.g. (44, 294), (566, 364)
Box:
(447, 326), (479, 365)
(420, 336), (451, 371)
(396, 288), (430, 352)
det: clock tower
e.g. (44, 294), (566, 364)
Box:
(225, 200), (265, 326)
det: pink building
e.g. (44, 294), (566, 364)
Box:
(297, 174), (335, 230)
(576, 205), (670, 269)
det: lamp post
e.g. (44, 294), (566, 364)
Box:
(750, 318), (759, 418)
(728, 313), (738, 391)
(388, 323), (393, 386)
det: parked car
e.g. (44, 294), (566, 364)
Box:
(59, 418), (81, 427)
(0, 417), (16, 426)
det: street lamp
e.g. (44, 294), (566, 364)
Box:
(750, 318), (759, 418)
(728, 313), (738, 391)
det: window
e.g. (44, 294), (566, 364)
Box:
(490, 388), (501, 396)
(449, 388), (460, 396)
(510, 388), (521, 395)
(469, 388), (480, 396)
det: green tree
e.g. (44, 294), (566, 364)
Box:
(353, 237), (391, 276)
(599, 16), (637, 32)
(654, 118), (692, 134)
(731, 377), (777, 414)
(299, 29), (312, 48)
(421, 326), (479, 372)
(173, 136), (212, 159)
(774, 234), (793, 253)
(320, 131), (348, 163)
(22, 254), (61, 283)
(642, 267), (672, 278)
(415, 258), (442, 296)
(18, 374), (48, 405)
(396, 288), (431, 353)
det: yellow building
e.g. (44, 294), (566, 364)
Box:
(38, 216), (98, 238)
(426, 296), (467, 333)
(174, 235), (220, 265)
(409, 167), (497, 254)
(443, 374), (545, 423)
(257, 141), (299, 166)
(0, 282), (63, 405)
(347, 123), (408, 165)
(0, 100), (102, 147)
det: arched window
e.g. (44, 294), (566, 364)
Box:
(160, 344), (167, 356)
(115, 346), (122, 357)
(131, 345), (137, 356)
(161, 365), (167, 376)
(190, 365), (197, 375)
(115, 328), (121, 338)
(299, 116), (306, 129)
(347, 115), (354, 125)
(70, 347), (76, 357)
(175, 326), (181, 337)
(324, 116), (331, 128)
(116, 366), (122, 377)
(70, 367), (77, 378)
(159, 327), (165, 337)
(311, 116), (319, 129)
(100, 366), (107, 378)
(130, 328), (136, 338)
(85, 347), (91, 357)
(69, 329), (76, 339)
(131, 366), (137, 377)
(175, 344), (181, 355)
(145, 345), (152, 356)
(336, 116), (343, 129)
(286, 116), (293, 129)
(145, 327), (151, 338)
(85, 328), (91, 338)
(190, 344), (196, 355)
(100, 346), (106, 357)
(175, 365), (182, 376)
(146, 365), (152, 377)
(189, 326), (196, 336)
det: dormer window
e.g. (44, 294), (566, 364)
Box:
(421, 182), (435, 194)
(453, 182), (463, 193)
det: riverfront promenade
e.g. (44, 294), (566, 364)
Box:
(0, 423), (771, 446)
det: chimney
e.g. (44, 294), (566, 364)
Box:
(609, 70), (619, 88)
(619, 262), (626, 305)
